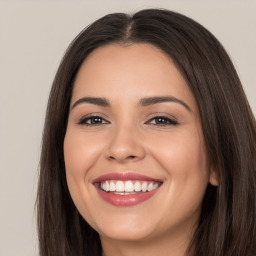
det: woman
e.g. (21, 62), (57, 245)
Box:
(37, 9), (256, 256)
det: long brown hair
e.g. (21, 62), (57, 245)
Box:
(37, 9), (256, 256)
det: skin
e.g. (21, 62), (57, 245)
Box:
(64, 43), (219, 256)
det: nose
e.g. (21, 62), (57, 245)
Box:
(105, 124), (146, 163)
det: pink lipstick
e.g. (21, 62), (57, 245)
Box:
(93, 172), (162, 207)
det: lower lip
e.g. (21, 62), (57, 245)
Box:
(95, 186), (160, 207)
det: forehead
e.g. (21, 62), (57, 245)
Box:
(72, 43), (197, 111)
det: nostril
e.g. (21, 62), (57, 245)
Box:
(108, 155), (137, 161)
(108, 155), (136, 160)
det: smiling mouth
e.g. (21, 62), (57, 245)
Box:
(93, 172), (162, 206)
(97, 180), (161, 194)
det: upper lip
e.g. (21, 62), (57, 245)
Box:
(92, 172), (162, 184)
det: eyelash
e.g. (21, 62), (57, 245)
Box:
(146, 116), (178, 126)
(78, 115), (178, 127)
(78, 115), (109, 126)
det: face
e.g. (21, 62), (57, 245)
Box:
(64, 43), (218, 244)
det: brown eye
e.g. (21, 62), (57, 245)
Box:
(147, 116), (178, 126)
(79, 116), (109, 126)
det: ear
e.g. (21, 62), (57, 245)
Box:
(209, 167), (220, 186)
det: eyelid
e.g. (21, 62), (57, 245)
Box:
(75, 112), (179, 127)
(145, 113), (179, 126)
(77, 113), (110, 126)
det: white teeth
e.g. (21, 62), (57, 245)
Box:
(116, 181), (124, 192)
(134, 181), (142, 192)
(109, 181), (115, 192)
(124, 181), (134, 192)
(141, 182), (147, 192)
(148, 183), (159, 191)
(105, 181), (110, 192)
(100, 180), (161, 193)
(147, 183), (154, 191)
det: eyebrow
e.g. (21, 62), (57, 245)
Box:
(139, 96), (191, 111)
(71, 96), (191, 111)
(71, 97), (110, 109)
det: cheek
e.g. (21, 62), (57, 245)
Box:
(150, 128), (209, 207)
(63, 128), (112, 230)
(63, 129), (103, 213)
(64, 129), (103, 178)
(151, 127), (208, 174)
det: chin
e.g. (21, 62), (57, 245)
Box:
(99, 227), (153, 242)
(94, 218), (157, 242)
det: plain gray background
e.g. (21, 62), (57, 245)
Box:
(0, 1), (255, 255)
